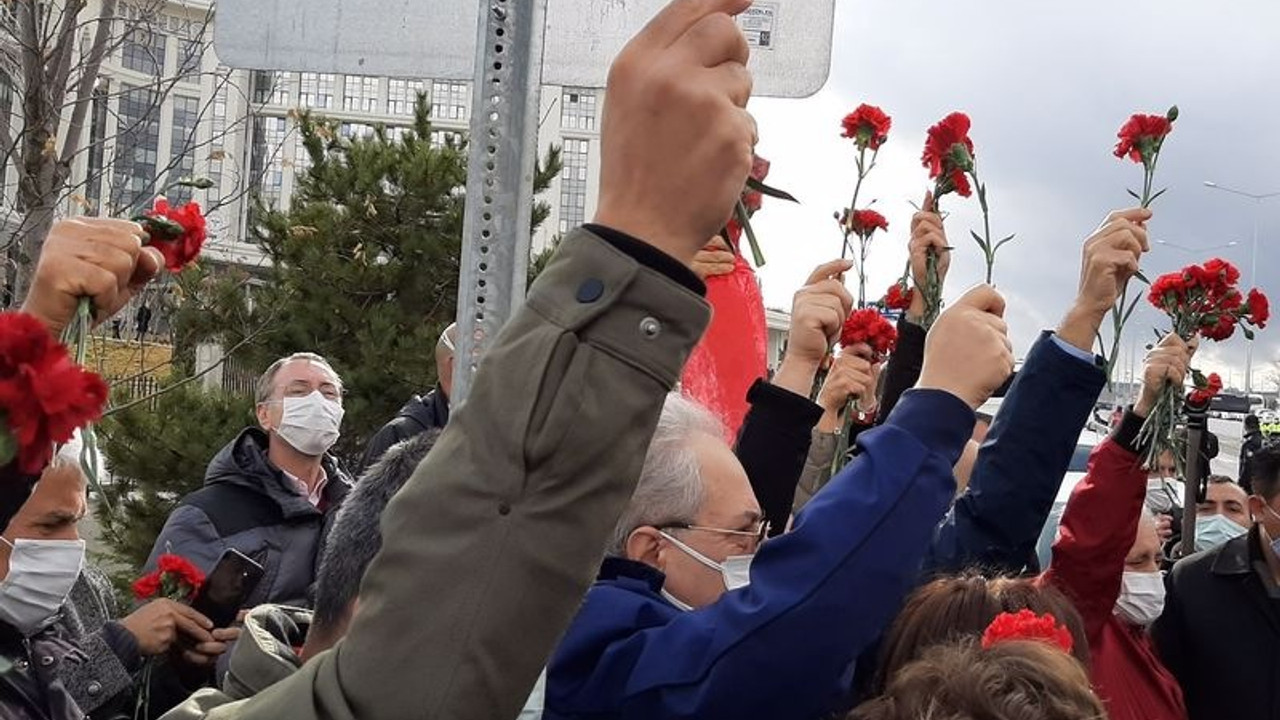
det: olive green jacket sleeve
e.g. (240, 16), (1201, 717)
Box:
(193, 228), (710, 720)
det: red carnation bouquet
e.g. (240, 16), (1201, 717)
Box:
(830, 309), (897, 473)
(835, 104), (893, 306)
(981, 609), (1075, 654)
(1138, 258), (1268, 468)
(59, 197), (207, 498)
(0, 312), (108, 474)
(729, 154), (797, 268)
(131, 553), (206, 719)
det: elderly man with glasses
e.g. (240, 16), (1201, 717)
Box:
(537, 267), (1015, 720)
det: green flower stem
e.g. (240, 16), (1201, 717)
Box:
(734, 199), (767, 268)
(923, 248), (942, 330)
(62, 298), (110, 512)
(830, 396), (861, 476)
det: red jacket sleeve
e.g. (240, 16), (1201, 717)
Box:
(1040, 435), (1147, 643)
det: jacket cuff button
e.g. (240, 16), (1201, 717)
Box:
(576, 279), (605, 303)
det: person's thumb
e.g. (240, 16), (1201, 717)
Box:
(951, 284), (1006, 318)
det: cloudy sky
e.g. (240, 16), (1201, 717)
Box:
(747, 1), (1280, 392)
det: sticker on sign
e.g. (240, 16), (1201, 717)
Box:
(738, 3), (777, 51)
(215, 0), (834, 98)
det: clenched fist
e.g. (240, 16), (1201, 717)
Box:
(22, 218), (164, 336)
(909, 192), (950, 294)
(593, 0), (755, 266)
(815, 351), (881, 432)
(772, 259), (854, 398)
(1077, 208), (1151, 315)
(918, 285), (1014, 410)
(1134, 333), (1195, 419)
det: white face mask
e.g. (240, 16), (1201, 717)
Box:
(1114, 570), (1166, 627)
(272, 391), (344, 456)
(658, 531), (755, 605)
(0, 537), (85, 635)
(1194, 514), (1249, 553)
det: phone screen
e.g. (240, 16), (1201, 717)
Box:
(192, 549), (264, 628)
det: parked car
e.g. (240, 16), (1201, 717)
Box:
(1034, 426), (1107, 570)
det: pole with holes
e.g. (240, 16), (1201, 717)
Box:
(452, 0), (548, 405)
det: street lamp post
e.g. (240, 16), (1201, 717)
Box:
(1203, 181), (1280, 394)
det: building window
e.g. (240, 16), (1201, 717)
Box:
(177, 37), (203, 79)
(343, 76), (379, 113)
(561, 89), (597, 132)
(253, 71), (291, 106)
(112, 84), (162, 211)
(429, 129), (460, 149)
(206, 72), (230, 203)
(430, 81), (468, 120)
(339, 122), (374, 139)
(0, 73), (15, 196)
(250, 115), (288, 208)
(293, 133), (312, 176)
(558, 138), (590, 234)
(122, 27), (167, 75)
(387, 79), (424, 115)
(299, 72), (335, 109)
(168, 95), (200, 203)
(386, 126), (408, 144)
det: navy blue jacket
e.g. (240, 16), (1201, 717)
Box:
(544, 389), (972, 720)
(924, 331), (1105, 576)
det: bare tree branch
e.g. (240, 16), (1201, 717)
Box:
(59, 0), (116, 167)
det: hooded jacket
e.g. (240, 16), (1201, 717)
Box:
(358, 387), (449, 473)
(145, 428), (352, 608)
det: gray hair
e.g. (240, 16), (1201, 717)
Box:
(312, 428), (441, 635)
(255, 352), (342, 404)
(606, 393), (724, 556)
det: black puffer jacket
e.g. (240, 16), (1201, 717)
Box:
(357, 385), (450, 473)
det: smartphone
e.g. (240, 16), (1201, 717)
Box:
(190, 549), (265, 628)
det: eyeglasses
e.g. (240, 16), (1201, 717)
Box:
(660, 520), (771, 550)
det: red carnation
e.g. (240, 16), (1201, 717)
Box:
(841, 104), (892, 151)
(883, 282), (914, 311)
(133, 553), (205, 602)
(1148, 271), (1189, 310)
(981, 609), (1074, 654)
(922, 112), (975, 198)
(144, 198), (207, 273)
(840, 308), (898, 361)
(1200, 315), (1237, 341)
(845, 209), (889, 238)
(1247, 288), (1270, 329)
(1114, 113), (1174, 164)
(0, 312), (109, 474)
(1188, 372), (1223, 406)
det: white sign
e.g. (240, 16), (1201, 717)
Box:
(215, 0), (834, 98)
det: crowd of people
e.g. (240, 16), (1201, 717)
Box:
(2, 0), (1279, 718)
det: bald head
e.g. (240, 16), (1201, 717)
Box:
(436, 323), (457, 400)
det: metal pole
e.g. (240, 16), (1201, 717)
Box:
(452, 0), (549, 405)
(1245, 199), (1260, 395)
(1180, 402), (1209, 558)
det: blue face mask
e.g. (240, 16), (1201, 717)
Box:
(1262, 504), (1280, 560)
(1195, 514), (1249, 553)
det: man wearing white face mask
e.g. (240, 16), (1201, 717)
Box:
(1154, 443), (1280, 720)
(146, 352), (354, 610)
(1041, 333), (1190, 720)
